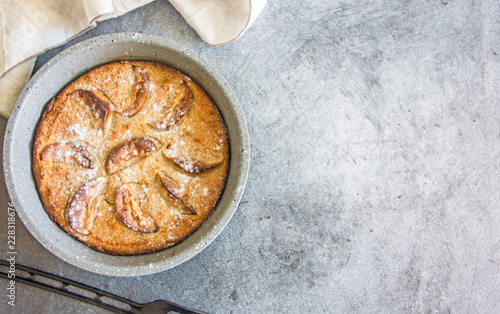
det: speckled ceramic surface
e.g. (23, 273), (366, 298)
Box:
(3, 33), (249, 276)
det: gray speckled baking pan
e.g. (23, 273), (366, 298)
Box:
(3, 33), (249, 277)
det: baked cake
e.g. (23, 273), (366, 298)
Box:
(32, 61), (229, 255)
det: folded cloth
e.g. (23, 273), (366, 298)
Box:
(0, 0), (266, 117)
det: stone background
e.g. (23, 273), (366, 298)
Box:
(1, 0), (500, 312)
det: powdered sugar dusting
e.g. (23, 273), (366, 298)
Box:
(37, 60), (230, 255)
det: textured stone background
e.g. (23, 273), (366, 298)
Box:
(1, 0), (500, 312)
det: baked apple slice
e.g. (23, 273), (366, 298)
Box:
(148, 81), (193, 130)
(163, 140), (224, 174)
(68, 177), (107, 235)
(118, 65), (149, 116)
(106, 138), (158, 174)
(41, 142), (94, 168)
(115, 183), (158, 233)
(97, 64), (149, 117)
(156, 172), (195, 214)
(69, 89), (114, 137)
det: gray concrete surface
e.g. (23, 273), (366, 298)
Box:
(1, 0), (500, 312)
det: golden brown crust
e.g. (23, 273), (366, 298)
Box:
(32, 61), (229, 255)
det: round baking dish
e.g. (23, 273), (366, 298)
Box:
(3, 33), (249, 276)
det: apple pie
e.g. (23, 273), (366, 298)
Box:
(32, 61), (229, 255)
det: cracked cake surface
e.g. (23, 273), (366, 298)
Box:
(32, 61), (229, 255)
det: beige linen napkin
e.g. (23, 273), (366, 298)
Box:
(0, 0), (266, 117)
